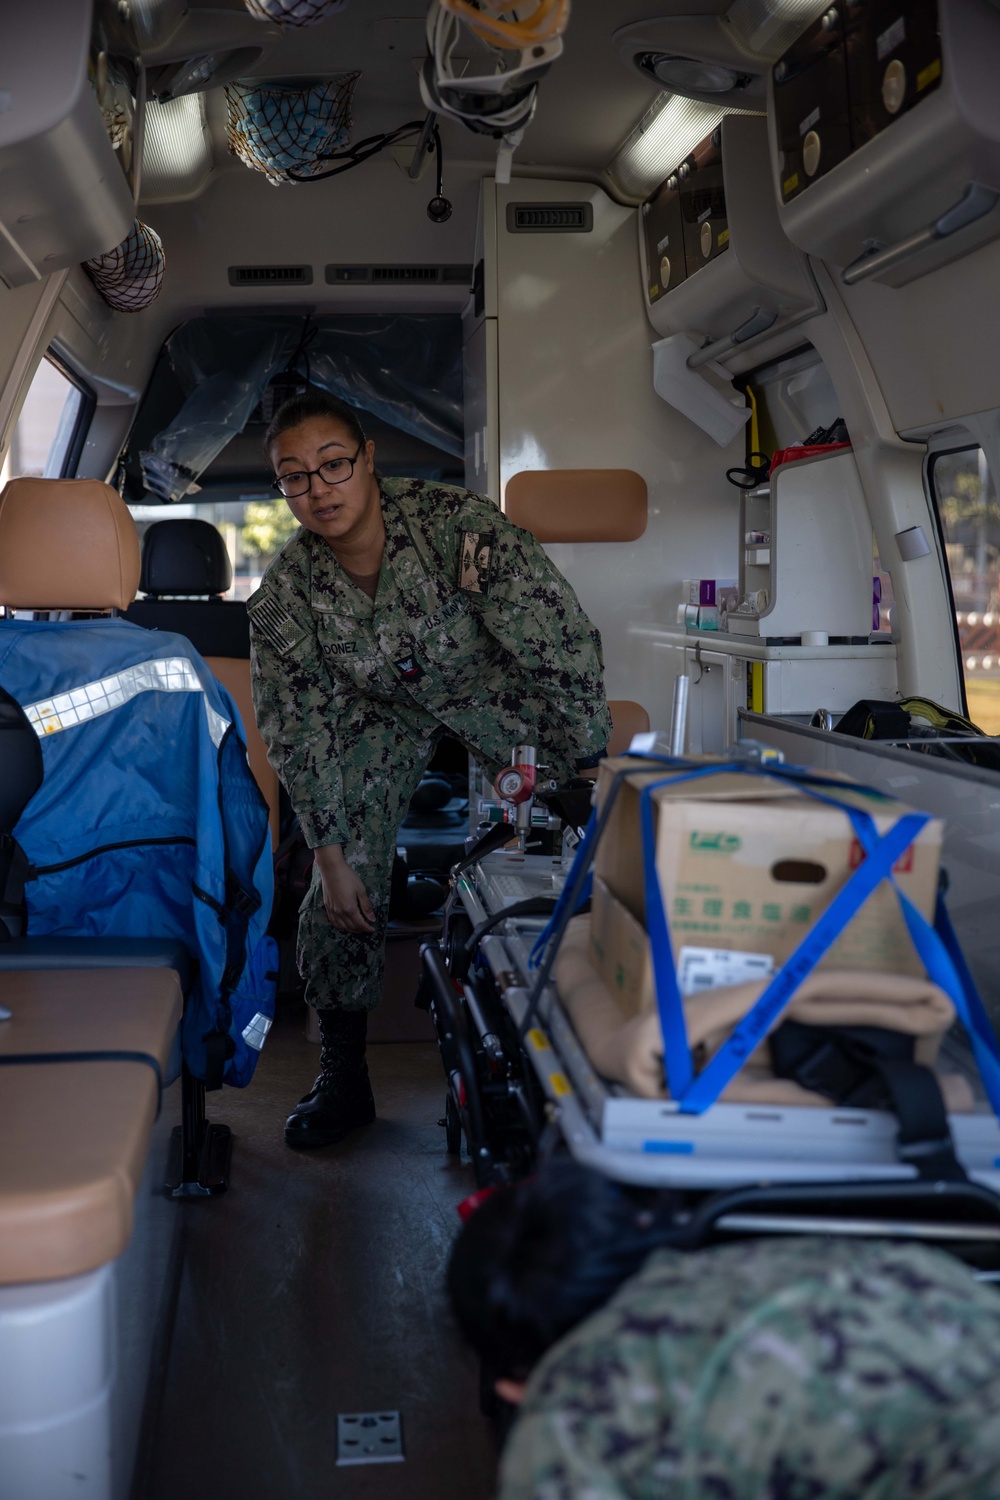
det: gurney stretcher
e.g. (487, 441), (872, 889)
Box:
(422, 763), (1000, 1257)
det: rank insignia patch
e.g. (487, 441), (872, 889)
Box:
(457, 530), (495, 596)
(394, 653), (424, 681)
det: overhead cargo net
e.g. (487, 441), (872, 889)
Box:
(83, 219), (166, 313)
(244, 0), (349, 25)
(224, 74), (360, 184)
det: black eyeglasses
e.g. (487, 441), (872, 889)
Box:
(273, 443), (364, 499)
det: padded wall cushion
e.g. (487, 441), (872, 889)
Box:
(505, 469), (647, 543)
(0, 477), (140, 610)
(140, 517), (233, 597)
(607, 700), (650, 758)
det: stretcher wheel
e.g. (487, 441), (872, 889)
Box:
(445, 1091), (462, 1156)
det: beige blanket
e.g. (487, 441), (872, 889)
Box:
(554, 915), (974, 1111)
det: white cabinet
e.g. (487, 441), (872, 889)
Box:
(658, 630), (898, 752)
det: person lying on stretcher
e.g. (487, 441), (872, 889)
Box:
(448, 1161), (1000, 1500)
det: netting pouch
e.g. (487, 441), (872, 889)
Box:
(244, 0), (349, 26)
(225, 75), (359, 184)
(84, 220), (165, 313)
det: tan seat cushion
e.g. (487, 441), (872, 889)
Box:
(0, 968), (182, 1285)
(208, 655), (280, 848)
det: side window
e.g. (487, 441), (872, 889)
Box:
(931, 446), (1000, 734)
(0, 354), (92, 485)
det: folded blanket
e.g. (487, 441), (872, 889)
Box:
(554, 916), (974, 1110)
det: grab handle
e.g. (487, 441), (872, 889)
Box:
(841, 182), (999, 287)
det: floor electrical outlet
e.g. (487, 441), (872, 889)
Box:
(336, 1411), (405, 1466)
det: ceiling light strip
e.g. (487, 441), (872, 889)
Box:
(608, 94), (736, 201)
(140, 95), (213, 204)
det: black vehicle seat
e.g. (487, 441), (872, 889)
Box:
(125, 518), (279, 846)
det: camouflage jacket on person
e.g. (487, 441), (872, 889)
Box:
(248, 478), (612, 847)
(498, 1236), (1000, 1500)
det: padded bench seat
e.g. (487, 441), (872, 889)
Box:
(0, 967), (182, 1285)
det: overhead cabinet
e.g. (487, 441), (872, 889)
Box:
(642, 127), (729, 306)
(769, 0), (1000, 286)
(0, 2), (135, 288)
(641, 115), (822, 363)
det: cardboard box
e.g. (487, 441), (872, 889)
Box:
(591, 875), (783, 1017)
(594, 757), (943, 979)
(589, 875), (653, 1018)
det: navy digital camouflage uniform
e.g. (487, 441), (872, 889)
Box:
(498, 1236), (1000, 1499)
(249, 478), (611, 1013)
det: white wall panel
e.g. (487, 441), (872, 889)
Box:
(490, 179), (744, 730)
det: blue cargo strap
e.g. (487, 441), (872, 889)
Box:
(636, 765), (1000, 1118)
(669, 810), (927, 1111)
(529, 811), (598, 968)
(526, 754), (737, 971)
(523, 752), (1000, 1122)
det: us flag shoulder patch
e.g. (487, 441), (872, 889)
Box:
(457, 530), (495, 596)
(248, 591), (308, 656)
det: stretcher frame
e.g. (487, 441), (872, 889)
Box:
(432, 846), (1000, 1250)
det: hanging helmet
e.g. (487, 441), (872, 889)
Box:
(420, 2), (563, 141)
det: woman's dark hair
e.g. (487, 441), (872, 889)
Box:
(264, 388), (367, 461)
(446, 1161), (683, 1380)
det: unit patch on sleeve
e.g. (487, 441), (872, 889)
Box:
(247, 591), (308, 657)
(457, 530), (495, 596)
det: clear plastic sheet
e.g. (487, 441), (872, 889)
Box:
(140, 314), (464, 502)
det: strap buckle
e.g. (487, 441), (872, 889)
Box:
(897, 1132), (965, 1182)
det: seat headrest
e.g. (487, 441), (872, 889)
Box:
(0, 478), (141, 611)
(140, 518), (233, 598)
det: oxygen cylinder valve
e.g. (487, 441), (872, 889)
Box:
(493, 745), (537, 851)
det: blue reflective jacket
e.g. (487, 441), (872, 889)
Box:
(0, 617), (276, 1088)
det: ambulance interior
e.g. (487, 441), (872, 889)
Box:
(3, 1), (1000, 1496)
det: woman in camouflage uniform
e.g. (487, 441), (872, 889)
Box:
(249, 391), (611, 1148)
(449, 1164), (1000, 1499)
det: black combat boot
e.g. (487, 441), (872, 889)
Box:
(284, 1009), (376, 1149)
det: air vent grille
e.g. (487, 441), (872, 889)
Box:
(228, 265), (313, 286)
(325, 264), (473, 285)
(506, 204), (594, 233)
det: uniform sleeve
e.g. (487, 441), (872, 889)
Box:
(468, 511), (612, 769)
(497, 1410), (632, 1500)
(248, 578), (355, 849)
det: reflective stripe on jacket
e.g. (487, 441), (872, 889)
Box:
(0, 616), (275, 1088)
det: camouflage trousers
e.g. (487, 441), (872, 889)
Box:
(296, 696), (575, 1014)
(297, 710), (574, 1013)
(296, 727), (435, 1014)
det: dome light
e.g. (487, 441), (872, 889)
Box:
(637, 53), (752, 95)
